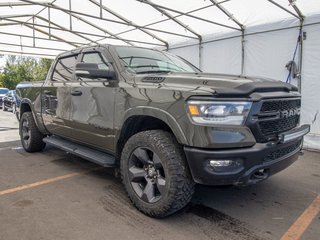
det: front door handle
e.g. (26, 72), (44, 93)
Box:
(71, 90), (82, 96)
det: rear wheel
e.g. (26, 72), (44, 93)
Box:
(121, 130), (195, 218)
(19, 112), (46, 152)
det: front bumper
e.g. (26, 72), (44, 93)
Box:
(184, 137), (303, 186)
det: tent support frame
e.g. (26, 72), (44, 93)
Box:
(88, 0), (169, 49)
(266, 0), (301, 19)
(19, 0), (196, 44)
(138, 0), (240, 31)
(0, 16), (166, 47)
(0, 0), (311, 76)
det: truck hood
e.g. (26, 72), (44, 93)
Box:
(136, 72), (298, 97)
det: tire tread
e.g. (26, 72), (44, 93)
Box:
(19, 112), (46, 152)
(120, 130), (195, 218)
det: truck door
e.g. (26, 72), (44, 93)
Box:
(42, 54), (78, 138)
(70, 49), (116, 152)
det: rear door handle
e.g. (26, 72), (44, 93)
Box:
(71, 90), (82, 96)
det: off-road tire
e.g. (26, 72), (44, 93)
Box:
(121, 130), (195, 218)
(19, 112), (46, 152)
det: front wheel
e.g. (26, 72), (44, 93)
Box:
(19, 112), (46, 152)
(2, 103), (7, 111)
(121, 130), (195, 218)
(12, 103), (16, 114)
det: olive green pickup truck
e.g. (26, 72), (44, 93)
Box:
(16, 45), (310, 217)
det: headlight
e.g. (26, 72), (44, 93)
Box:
(187, 101), (252, 125)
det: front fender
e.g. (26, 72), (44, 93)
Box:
(121, 106), (188, 145)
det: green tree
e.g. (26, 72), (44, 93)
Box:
(0, 56), (53, 89)
(34, 58), (53, 80)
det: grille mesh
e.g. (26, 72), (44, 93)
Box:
(260, 99), (301, 112)
(264, 140), (302, 162)
(259, 115), (300, 136)
(250, 98), (301, 143)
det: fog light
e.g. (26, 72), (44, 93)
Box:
(209, 159), (243, 173)
(209, 160), (234, 167)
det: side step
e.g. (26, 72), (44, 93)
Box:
(43, 136), (115, 167)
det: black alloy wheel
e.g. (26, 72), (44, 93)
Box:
(19, 112), (46, 152)
(121, 130), (195, 218)
(128, 147), (166, 203)
(21, 117), (31, 149)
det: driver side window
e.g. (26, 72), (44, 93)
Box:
(82, 52), (110, 70)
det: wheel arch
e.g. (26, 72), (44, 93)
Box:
(115, 107), (188, 164)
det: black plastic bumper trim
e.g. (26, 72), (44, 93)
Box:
(184, 137), (302, 186)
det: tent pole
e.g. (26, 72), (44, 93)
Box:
(32, 16), (35, 47)
(241, 29), (245, 76)
(0, 42), (68, 52)
(0, 30), (89, 46)
(266, 0), (300, 19)
(69, 0), (72, 30)
(298, 20), (304, 93)
(99, 0), (102, 18)
(199, 41), (202, 70)
(48, 7), (51, 39)
(0, 49), (56, 58)
(287, 0), (305, 92)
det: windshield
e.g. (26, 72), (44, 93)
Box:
(0, 89), (9, 94)
(115, 47), (199, 74)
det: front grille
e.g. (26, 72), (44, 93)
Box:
(264, 140), (302, 162)
(260, 99), (301, 112)
(259, 115), (300, 136)
(249, 98), (301, 143)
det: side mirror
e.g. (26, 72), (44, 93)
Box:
(75, 63), (116, 80)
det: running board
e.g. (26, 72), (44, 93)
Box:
(43, 136), (115, 167)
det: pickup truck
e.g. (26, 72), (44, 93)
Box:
(16, 45), (310, 218)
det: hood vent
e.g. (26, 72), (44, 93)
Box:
(141, 76), (165, 83)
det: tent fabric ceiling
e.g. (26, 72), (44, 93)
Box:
(0, 0), (319, 58)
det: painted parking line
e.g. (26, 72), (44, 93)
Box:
(281, 195), (320, 240)
(0, 168), (100, 197)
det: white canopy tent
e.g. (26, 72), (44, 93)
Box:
(0, 0), (319, 150)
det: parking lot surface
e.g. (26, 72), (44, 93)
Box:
(0, 111), (319, 240)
